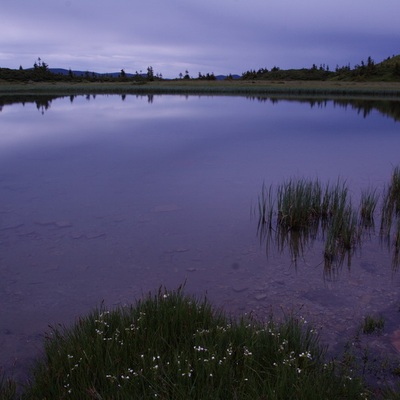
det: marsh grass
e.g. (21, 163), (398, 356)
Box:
(360, 188), (379, 228)
(257, 178), (361, 269)
(276, 178), (322, 233)
(1, 80), (400, 99)
(21, 286), (367, 399)
(380, 167), (400, 268)
(256, 169), (400, 271)
(323, 201), (360, 269)
(0, 371), (16, 400)
(362, 315), (385, 334)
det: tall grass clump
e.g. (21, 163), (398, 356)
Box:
(276, 178), (322, 233)
(362, 315), (385, 334)
(323, 201), (360, 268)
(320, 180), (360, 268)
(257, 178), (362, 269)
(257, 182), (274, 231)
(381, 166), (400, 235)
(360, 188), (379, 227)
(380, 167), (400, 267)
(0, 370), (16, 400)
(22, 286), (367, 399)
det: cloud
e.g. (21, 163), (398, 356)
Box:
(1, 0), (399, 77)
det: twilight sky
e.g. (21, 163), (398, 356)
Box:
(1, 0), (399, 78)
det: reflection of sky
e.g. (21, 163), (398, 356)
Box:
(0, 96), (397, 172)
(1, 95), (399, 191)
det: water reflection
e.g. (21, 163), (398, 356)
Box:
(1, 94), (400, 122)
(245, 96), (400, 122)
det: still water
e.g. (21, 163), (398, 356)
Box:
(1, 94), (400, 382)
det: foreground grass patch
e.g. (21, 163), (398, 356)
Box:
(20, 286), (367, 399)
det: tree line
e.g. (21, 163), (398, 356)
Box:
(242, 55), (400, 81)
(1, 55), (400, 83)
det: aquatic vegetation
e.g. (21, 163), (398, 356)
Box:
(22, 286), (367, 399)
(380, 167), (400, 269)
(362, 315), (385, 334)
(257, 182), (274, 231)
(256, 168), (400, 272)
(380, 166), (400, 237)
(0, 370), (16, 400)
(257, 177), (360, 270)
(323, 203), (360, 269)
(360, 188), (379, 227)
(276, 178), (322, 233)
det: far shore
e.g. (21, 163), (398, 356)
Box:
(1, 80), (400, 99)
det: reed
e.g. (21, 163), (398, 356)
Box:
(323, 202), (360, 269)
(381, 166), (400, 236)
(359, 188), (379, 226)
(325, 181), (349, 217)
(257, 183), (274, 230)
(276, 178), (322, 233)
(21, 287), (366, 399)
(362, 315), (385, 334)
(257, 178), (361, 268)
(0, 371), (16, 400)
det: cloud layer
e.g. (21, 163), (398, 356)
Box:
(1, 0), (399, 78)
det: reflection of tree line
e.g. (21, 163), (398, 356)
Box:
(0, 94), (158, 113)
(246, 96), (400, 122)
(0, 95), (59, 114)
(2, 95), (398, 121)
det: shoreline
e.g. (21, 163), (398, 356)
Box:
(1, 80), (400, 99)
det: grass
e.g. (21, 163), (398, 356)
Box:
(324, 201), (360, 269)
(5, 286), (369, 399)
(256, 169), (400, 271)
(362, 315), (385, 335)
(360, 188), (379, 227)
(276, 178), (322, 232)
(256, 177), (361, 269)
(380, 167), (400, 268)
(381, 166), (400, 236)
(0, 371), (16, 400)
(1, 80), (400, 99)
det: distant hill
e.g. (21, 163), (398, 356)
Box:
(49, 68), (136, 78)
(48, 69), (240, 80)
(215, 74), (240, 80)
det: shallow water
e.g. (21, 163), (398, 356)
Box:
(1, 94), (400, 384)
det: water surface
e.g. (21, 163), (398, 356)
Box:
(1, 94), (400, 383)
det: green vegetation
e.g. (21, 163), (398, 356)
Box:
(380, 166), (400, 268)
(1, 54), (400, 87)
(362, 315), (385, 334)
(381, 166), (400, 236)
(1, 80), (400, 101)
(360, 188), (379, 227)
(242, 55), (400, 82)
(256, 167), (400, 272)
(0, 371), (16, 400)
(3, 286), (370, 399)
(257, 178), (361, 270)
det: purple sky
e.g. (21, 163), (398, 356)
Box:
(1, 0), (399, 78)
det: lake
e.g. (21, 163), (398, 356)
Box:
(1, 94), (400, 384)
